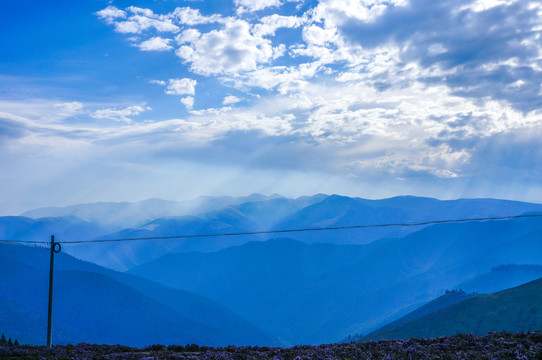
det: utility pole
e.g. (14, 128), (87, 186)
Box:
(47, 235), (61, 348)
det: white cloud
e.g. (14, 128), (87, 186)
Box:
(104, 6), (179, 34)
(126, 6), (155, 17)
(95, 6), (127, 22)
(223, 96), (242, 105)
(115, 16), (179, 34)
(54, 102), (84, 117)
(90, 105), (149, 123)
(234, 0), (283, 13)
(181, 96), (195, 109)
(136, 37), (173, 51)
(175, 20), (279, 75)
(172, 7), (224, 25)
(460, 0), (520, 12)
(0, 99), (88, 124)
(91, 0), (542, 182)
(310, 0), (407, 27)
(96, 6), (221, 35)
(252, 14), (306, 37)
(149, 79), (166, 86)
(165, 78), (197, 95)
(175, 29), (201, 44)
(236, 63), (319, 93)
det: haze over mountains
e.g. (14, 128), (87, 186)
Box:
(0, 243), (278, 347)
(21, 194), (285, 232)
(2, 194), (542, 346)
(6, 194), (542, 270)
(129, 216), (542, 344)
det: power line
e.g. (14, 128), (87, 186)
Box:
(1, 213), (541, 245)
(0, 239), (49, 245)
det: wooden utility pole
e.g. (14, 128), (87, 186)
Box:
(47, 235), (61, 348)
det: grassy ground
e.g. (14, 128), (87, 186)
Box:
(2, 332), (542, 359)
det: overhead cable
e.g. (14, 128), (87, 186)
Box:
(0, 213), (541, 245)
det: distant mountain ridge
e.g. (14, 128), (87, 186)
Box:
(458, 264), (542, 294)
(273, 194), (542, 244)
(4, 194), (542, 346)
(21, 194), (284, 230)
(12, 194), (542, 270)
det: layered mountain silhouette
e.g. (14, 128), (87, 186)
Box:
(7, 194), (542, 270)
(458, 264), (542, 294)
(0, 243), (278, 347)
(3, 194), (542, 345)
(21, 194), (284, 231)
(130, 215), (542, 345)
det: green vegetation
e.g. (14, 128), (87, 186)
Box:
(359, 278), (542, 341)
(0, 333), (19, 347)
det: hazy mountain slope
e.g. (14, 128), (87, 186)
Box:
(458, 264), (542, 294)
(359, 196), (542, 218)
(0, 296), (80, 345)
(22, 194), (283, 230)
(360, 278), (542, 341)
(0, 257), (226, 346)
(6, 195), (542, 345)
(233, 195), (328, 228)
(130, 238), (367, 322)
(0, 243), (279, 346)
(72, 207), (264, 270)
(130, 215), (542, 345)
(275, 195), (542, 245)
(355, 290), (479, 342)
(272, 216), (542, 344)
(0, 216), (107, 244)
(15, 195), (542, 271)
(68, 195), (326, 270)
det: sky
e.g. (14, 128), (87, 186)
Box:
(1, 0), (542, 215)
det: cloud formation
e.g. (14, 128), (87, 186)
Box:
(165, 78), (197, 95)
(91, 105), (149, 123)
(137, 37), (173, 51)
(234, 0), (283, 13)
(176, 20), (281, 75)
(1, 0), (541, 213)
(92, 0), (542, 181)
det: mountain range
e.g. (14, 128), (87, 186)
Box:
(6, 194), (542, 270)
(129, 214), (542, 344)
(2, 194), (542, 346)
(0, 243), (278, 347)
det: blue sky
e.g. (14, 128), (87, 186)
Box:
(1, 0), (542, 214)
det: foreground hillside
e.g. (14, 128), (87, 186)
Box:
(0, 243), (278, 347)
(350, 290), (480, 342)
(2, 332), (542, 359)
(361, 278), (542, 341)
(4, 195), (542, 346)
